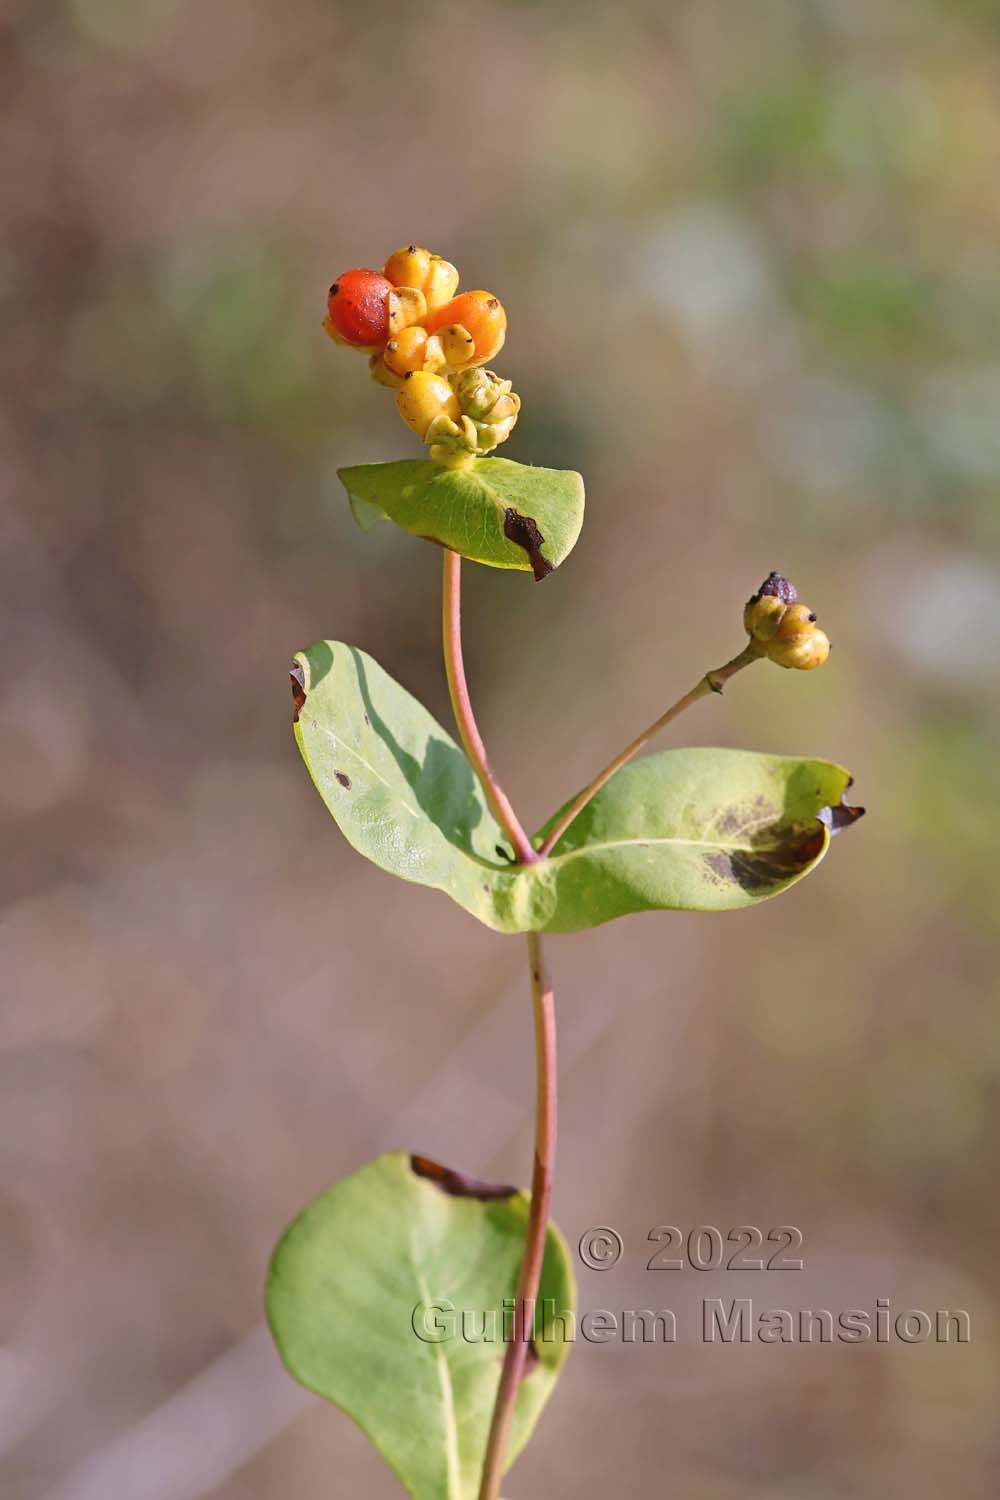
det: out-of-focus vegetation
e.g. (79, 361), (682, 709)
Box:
(2, 1), (999, 1496)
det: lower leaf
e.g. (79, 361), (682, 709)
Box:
(267, 1152), (575, 1500)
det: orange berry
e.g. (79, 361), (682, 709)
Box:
(325, 269), (393, 349)
(383, 325), (429, 376)
(425, 291), (506, 365)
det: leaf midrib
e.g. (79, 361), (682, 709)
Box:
(534, 824), (826, 869)
(407, 1223), (463, 1500)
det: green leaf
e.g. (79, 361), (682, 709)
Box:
(291, 641), (863, 935)
(533, 749), (863, 931)
(267, 1152), (575, 1500)
(290, 640), (529, 932)
(337, 458), (585, 578)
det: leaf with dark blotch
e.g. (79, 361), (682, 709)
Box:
(267, 1152), (574, 1500)
(338, 458), (584, 576)
(532, 751), (861, 928)
(291, 641), (863, 934)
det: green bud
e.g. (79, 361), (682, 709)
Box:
(450, 367), (514, 421)
(422, 368), (521, 468)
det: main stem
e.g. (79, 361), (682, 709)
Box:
(537, 642), (761, 857)
(442, 548), (537, 867)
(441, 557), (760, 1491)
(477, 931), (556, 1500)
(440, 550), (555, 1500)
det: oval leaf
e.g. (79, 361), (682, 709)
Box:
(533, 749), (863, 932)
(338, 458), (585, 577)
(292, 642), (862, 934)
(290, 640), (529, 931)
(267, 1152), (575, 1500)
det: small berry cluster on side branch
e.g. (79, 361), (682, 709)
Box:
(744, 572), (831, 671)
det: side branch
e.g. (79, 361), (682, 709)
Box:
(538, 643), (760, 856)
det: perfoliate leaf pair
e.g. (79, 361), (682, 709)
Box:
(338, 458), (585, 579)
(290, 640), (862, 935)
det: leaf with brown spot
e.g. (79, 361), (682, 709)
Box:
(502, 508), (553, 581)
(532, 747), (864, 929)
(338, 458), (584, 575)
(410, 1154), (517, 1201)
(267, 1151), (574, 1499)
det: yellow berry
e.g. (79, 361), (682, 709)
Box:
(422, 256), (460, 312)
(395, 371), (460, 441)
(435, 323), (478, 367)
(767, 628), (831, 670)
(383, 325), (429, 376)
(387, 286), (427, 336)
(743, 594), (786, 642)
(773, 603), (818, 640)
(368, 352), (403, 388)
(383, 244), (432, 290)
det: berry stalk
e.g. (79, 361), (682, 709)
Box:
(537, 644), (760, 858)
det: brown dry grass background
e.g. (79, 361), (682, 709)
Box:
(3, 1), (1000, 1495)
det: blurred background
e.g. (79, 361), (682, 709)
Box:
(3, 0), (999, 1495)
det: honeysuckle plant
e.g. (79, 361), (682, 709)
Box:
(266, 245), (865, 1499)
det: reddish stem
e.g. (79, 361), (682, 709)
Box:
(441, 549), (538, 866)
(477, 930), (556, 1500)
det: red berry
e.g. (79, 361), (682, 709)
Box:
(326, 269), (393, 349)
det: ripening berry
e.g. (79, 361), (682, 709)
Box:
(383, 245), (433, 290)
(743, 593), (786, 642)
(425, 292), (507, 365)
(382, 247), (459, 312)
(772, 603), (818, 640)
(767, 628), (831, 670)
(395, 371), (460, 441)
(326, 269), (393, 349)
(383, 325), (429, 376)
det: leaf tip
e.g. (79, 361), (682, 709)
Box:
(818, 796), (866, 835)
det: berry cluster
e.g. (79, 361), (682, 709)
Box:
(744, 573), (831, 670)
(324, 247), (517, 469)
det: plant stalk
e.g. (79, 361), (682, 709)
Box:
(442, 548), (538, 866)
(477, 930), (556, 1500)
(537, 642), (761, 857)
(440, 550), (556, 1497)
